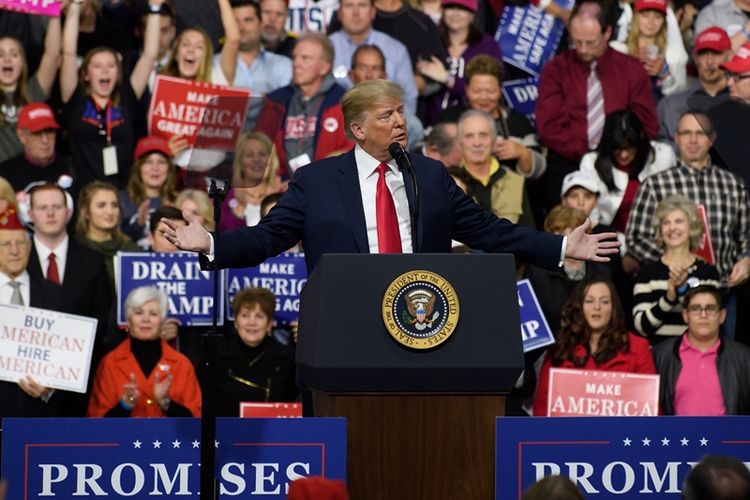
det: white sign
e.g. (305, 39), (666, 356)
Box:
(0, 304), (97, 393)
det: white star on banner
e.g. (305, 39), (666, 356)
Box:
(642, 437), (651, 446)
(700, 437), (708, 446)
(681, 438), (689, 446)
(215, 440), (220, 448)
(661, 438), (670, 446)
(153, 440), (162, 449)
(172, 440), (181, 449)
(192, 440), (200, 449)
(133, 440), (142, 449)
(623, 438), (632, 446)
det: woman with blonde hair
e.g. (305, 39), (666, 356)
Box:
(175, 189), (215, 231)
(0, 176), (18, 214)
(221, 132), (285, 230)
(632, 195), (720, 342)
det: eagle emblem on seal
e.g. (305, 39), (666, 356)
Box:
(404, 290), (440, 330)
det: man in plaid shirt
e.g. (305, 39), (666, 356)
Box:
(625, 111), (750, 303)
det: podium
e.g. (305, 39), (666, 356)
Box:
(297, 254), (523, 499)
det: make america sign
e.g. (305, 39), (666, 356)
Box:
(496, 416), (750, 498)
(2, 417), (346, 498)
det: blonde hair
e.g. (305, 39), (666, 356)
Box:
(625, 11), (667, 57)
(76, 181), (126, 240)
(342, 79), (404, 140)
(231, 132), (280, 187)
(175, 189), (215, 231)
(0, 176), (19, 212)
(161, 27), (214, 82)
(544, 205), (587, 234)
(652, 194), (704, 251)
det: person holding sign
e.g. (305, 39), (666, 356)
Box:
(212, 287), (298, 416)
(87, 286), (201, 417)
(533, 278), (655, 416)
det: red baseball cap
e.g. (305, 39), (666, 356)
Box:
(0, 209), (24, 231)
(442, 0), (477, 12)
(721, 42), (750, 74)
(694, 27), (731, 53)
(134, 136), (172, 160)
(635, 0), (667, 14)
(17, 103), (59, 133)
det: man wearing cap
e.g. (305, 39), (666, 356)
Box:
(694, 0), (750, 52)
(329, 0), (417, 113)
(535, 0), (658, 210)
(0, 208), (69, 420)
(657, 27), (732, 144)
(0, 103), (76, 201)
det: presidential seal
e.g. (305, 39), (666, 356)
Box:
(382, 270), (460, 349)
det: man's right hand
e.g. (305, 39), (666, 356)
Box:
(160, 216), (211, 254)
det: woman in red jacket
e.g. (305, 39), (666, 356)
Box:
(533, 278), (655, 416)
(87, 286), (201, 417)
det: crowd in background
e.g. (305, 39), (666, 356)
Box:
(1, 0), (750, 428)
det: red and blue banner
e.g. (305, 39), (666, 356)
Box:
(517, 279), (554, 353)
(2, 417), (346, 498)
(496, 416), (750, 498)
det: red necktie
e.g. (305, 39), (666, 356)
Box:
(376, 162), (402, 254)
(47, 253), (60, 284)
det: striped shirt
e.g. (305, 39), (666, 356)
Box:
(625, 162), (749, 280)
(633, 259), (720, 339)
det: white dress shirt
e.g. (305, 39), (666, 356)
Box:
(354, 145), (413, 253)
(33, 235), (69, 283)
(0, 270), (31, 306)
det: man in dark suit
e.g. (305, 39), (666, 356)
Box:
(161, 79), (619, 271)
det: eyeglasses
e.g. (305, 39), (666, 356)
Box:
(723, 71), (750, 82)
(686, 304), (721, 315)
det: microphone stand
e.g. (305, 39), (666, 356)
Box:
(200, 178), (228, 500)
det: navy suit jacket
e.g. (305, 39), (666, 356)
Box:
(213, 150), (563, 273)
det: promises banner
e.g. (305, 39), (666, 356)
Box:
(0, 0), (60, 16)
(547, 368), (660, 417)
(148, 76), (251, 151)
(2, 417), (346, 498)
(0, 304), (96, 393)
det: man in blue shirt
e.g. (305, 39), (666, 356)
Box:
(329, 0), (418, 113)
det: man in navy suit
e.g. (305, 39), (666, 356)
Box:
(161, 79), (619, 271)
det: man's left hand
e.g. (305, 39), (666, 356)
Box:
(565, 219), (621, 262)
(728, 256), (750, 287)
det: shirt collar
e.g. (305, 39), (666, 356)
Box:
(33, 234), (69, 263)
(0, 270), (30, 287)
(680, 333), (721, 354)
(355, 144), (399, 180)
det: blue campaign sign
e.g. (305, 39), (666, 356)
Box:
(116, 252), (223, 326)
(225, 253), (307, 324)
(502, 77), (540, 127)
(2, 417), (346, 498)
(495, 0), (574, 76)
(517, 279), (554, 353)
(496, 416), (750, 498)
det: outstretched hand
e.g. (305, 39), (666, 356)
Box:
(565, 219), (621, 262)
(160, 214), (211, 254)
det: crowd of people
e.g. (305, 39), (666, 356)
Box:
(0, 0), (750, 450)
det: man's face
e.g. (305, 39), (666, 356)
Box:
(157, 16), (177, 57)
(234, 5), (262, 51)
(459, 115), (493, 165)
(726, 71), (750, 103)
(292, 39), (330, 88)
(349, 49), (385, 83)
(150, 219), (185, 252)
(674, 114), (712, 166)
(260, 0), (288, 44)
(0, 229), (30, 279)
(695, 50), (730, 86)
(339, 0), (374, 37)
(569, 16), (611, 63)
(351, 96), (407, 160)
(683, 292), (725, 345)
(29, 188), (71, 239)
(18, 128), (56, 164)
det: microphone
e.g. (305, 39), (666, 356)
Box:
(388, 142), (413, 173)
(388, 142), (419, 252)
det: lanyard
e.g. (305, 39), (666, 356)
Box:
(93, 98), (113, 145)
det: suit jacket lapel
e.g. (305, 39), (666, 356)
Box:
(337, 150), (369, 253)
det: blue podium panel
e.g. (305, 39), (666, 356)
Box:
(497, 416), (750, 499)
(2, 417), (345, 498)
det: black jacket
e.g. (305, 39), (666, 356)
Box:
(653, 334), (750, 415)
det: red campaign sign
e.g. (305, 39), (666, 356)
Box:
(693, 204), (715, 265)
(148, 75), (251, 151)
(547, 368), (660, 417)
(239, 402), (303, 418)
(0, 0), (60, 16)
